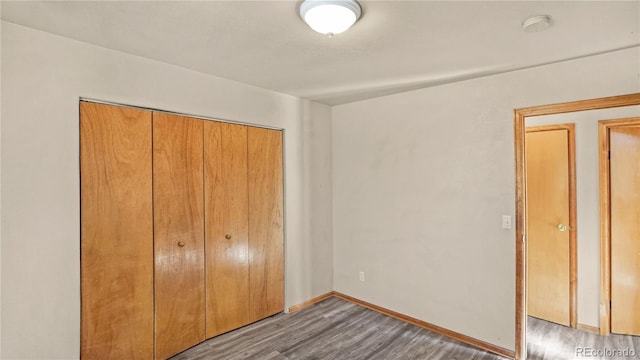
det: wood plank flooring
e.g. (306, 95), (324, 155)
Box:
(170, 297), (640, 360)
(170, 297), (504, 360)
(527, 316), (640, 360)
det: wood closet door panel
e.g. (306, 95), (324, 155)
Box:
(248, 127), (284, 322)
(80, 102), (153, 359)
(204, 121), (250, 337)
(153, 113), (205, 360)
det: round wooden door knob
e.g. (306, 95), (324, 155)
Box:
(225, 234), (232, 240)
(178, 241), (186, 247)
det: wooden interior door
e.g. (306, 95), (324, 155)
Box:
(526, 127), (572, 326)
(248, 127), (284, 322)
(204, 121), (250, 337)
(153, 113), (205, 359)
(80, 102), (153, 359)
(609, 124), (640, 336)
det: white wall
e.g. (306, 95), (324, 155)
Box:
(0, 21), (333, 359)
(332, 47), (640, 350)
(304, 102), (334, 295)
(527, 106), (640, 328)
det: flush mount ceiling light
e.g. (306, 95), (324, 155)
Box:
(522, 15), (552, 32)
(300, 0), (362, 36)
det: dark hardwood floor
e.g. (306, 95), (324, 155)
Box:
(170, 297), (504, 360)
(527, 316), (640, 360)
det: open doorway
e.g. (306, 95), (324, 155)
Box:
(514, 93), (640, 360)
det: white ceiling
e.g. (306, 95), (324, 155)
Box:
(2, 1), (639, 105)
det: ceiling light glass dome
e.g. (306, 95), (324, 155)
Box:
(300, 0), (362, 36)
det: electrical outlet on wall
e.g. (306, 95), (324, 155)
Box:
(502, 215), (512, 229)
(359, 271), (365, 282)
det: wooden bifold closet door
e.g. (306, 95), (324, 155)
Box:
(204, 121), (250, 337)
(248, 127), (284, 322)
(80, 102), (154, 359)
(204, 122), (285, 335)
(81, 102), (284, 360)
(153, 113), (206, 360)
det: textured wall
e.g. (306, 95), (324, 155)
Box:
(1, 22), (333, 359)
(332, 47), (640, 350)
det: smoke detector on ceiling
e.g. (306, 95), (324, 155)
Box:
(522, 15), (552, 32)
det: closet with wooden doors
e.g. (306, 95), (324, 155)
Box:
(80, 101), (284, 360)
